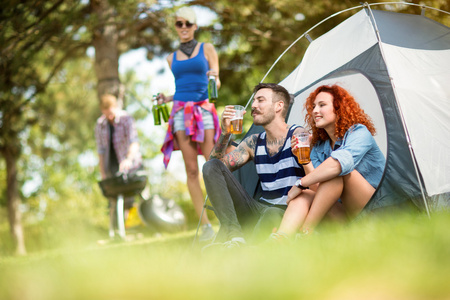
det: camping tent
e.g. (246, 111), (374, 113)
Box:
(234, 3), (450, 214)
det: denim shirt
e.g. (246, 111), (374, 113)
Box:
(310, 124), (385, 189)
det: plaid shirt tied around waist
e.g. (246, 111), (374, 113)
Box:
(161, 100), (221, 168)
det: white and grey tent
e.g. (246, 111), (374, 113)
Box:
(233, 3), (450, 215)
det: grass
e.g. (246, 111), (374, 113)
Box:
(1, 210), (450, 300)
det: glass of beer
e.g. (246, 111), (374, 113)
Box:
(293, 132), (311, 165)
(230, 105), (245, 134)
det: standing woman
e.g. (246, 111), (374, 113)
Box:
(271, 85), (386, 239)
(159, 7), (221, 242)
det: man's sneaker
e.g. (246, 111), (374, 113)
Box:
(198, 224), (215, 242)
(201, 237), (246, 253)
(221, 237), (246, 249)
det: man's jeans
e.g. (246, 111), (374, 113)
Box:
(202, 159), (285, 243)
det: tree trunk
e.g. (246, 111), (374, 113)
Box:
(3, 145), (27, 256)
(91, 0), (124, 106)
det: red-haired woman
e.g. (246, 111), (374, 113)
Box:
(271, 85), (385, 240)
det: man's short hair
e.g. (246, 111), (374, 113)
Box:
(253, 83), (292, 118)
(100, 94), (118, 110)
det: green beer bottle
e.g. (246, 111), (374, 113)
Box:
(208, 75), (218, 103)
(152, 95), (161, 125)
(158, 93), (170, 123)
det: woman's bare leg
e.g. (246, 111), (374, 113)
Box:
(175, 131), (210, 225)
(277, 190), (315, 236)
(340, 170), (375, 217)
(199, 129), (216, 161)
(301, 176), (344, 232)
(302, 170), (374, 231)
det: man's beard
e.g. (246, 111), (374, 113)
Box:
(252, 108), (275, 126)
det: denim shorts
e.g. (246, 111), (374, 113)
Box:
(173, 107), (215, 132)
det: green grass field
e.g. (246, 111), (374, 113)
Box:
(1, 210), (450, 300)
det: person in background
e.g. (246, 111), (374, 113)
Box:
(158, 6), (221, 242)
(202, 83), (306, 249)
(270, 85), (385, 241)
(95, 94), (143, 214)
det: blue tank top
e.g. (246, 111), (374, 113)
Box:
(254, 125), (305, 205)
(172, 43), (209, 102)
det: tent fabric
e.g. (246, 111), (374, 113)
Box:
(382, 45), (450, 196)
(237, 7), (450, 212)
(280, 10), (378, 95)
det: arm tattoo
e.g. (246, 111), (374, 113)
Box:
(244, 134), (258, 155)
(224, 134), (258, 172)
(223, 146), (248, 172)
(210, 134), (258, 172)
(209, 133), (232, 160)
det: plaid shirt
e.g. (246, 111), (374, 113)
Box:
(161, 100), (220, 168)
(95, 110), (142, 176)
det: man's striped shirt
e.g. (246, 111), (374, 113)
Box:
(254, 125), (305, 206)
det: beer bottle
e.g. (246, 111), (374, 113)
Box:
(158, 94), (170, 123)
(152, 95), (161, 125)
(208, 75), (218, 103)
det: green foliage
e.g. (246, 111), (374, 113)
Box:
(1, 211), (450, 299)
(191, 0), (450, 109)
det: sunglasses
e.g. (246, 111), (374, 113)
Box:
(175, 21), (194, 28)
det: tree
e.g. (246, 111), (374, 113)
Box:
(90, 0), (174, 103)
(0, 0), (91, 255)
(0, 0), (172, 255)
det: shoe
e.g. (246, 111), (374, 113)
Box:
(268, 231), (289, 242)
(201, 237), (246, 253)
(221, 237), (246, 249)
(262, 231), (290, 246)
(294, 228), (316, 241)
(198, 224), (215, 242)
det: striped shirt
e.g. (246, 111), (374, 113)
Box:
(254, 125), (305, 206)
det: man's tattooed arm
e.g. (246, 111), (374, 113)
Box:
(209, 133), (258, 172)
(209, 133), (233, 161)
(222, 134), (258, 172)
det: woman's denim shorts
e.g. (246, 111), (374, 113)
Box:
(173, 107), (215, 132)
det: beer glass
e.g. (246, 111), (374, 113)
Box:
(293, 132), (310, 165)
(230, 105), (245, 134)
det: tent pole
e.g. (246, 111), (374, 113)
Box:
(242, 4), (366, 109)
(364, 4), (431, 217)
(245, 1), (450, 109)
(245, 2), (449, 110)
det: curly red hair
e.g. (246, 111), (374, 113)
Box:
(304, 85), (376, 146)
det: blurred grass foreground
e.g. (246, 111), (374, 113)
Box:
(1, 210), (450, 300)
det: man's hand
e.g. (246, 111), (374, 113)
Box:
(221, 105), (246, 133)
(119, 158), (132, 173)
(221, 105), (235, 133)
